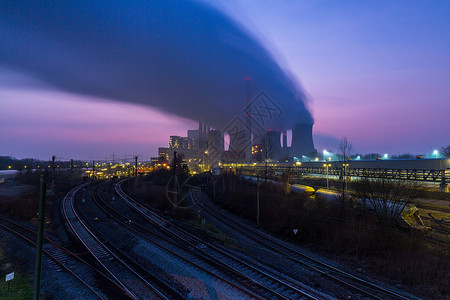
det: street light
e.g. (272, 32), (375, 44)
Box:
(323, 150), (333, 161)
(433, 150), (439, 158)
(323, 163), (331, 189)
(343, 163), (349, 191)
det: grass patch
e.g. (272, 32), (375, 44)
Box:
(0, 270), (32, 300)
(184, 217), (237, 247)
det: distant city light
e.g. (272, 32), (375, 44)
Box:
(383, 153), (388, 159)
(356, 156), (361, 160)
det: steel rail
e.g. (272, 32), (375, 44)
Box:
(0, 217), (109, 299)
(115, 180), (319, 300)
(0, 214), (132, 298)
(94, 182), (266, 300)
(62, 183), (169, 300)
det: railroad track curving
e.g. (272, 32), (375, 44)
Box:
(0, 214), (121, 299)
(114, 179), (322, 299)
(61, 182), (183, 300)
(94, 182), (266, 299)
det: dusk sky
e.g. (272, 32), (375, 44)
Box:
(1, 0), (449, 161)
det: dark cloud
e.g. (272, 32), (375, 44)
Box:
(0, 0), (313, 129)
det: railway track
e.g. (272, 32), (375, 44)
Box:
(62, 183), (182, 300)
(113, 180), (321, 299)
(0, 214), (119, 299)
(93, 183), (266, 299)
(191, 189), (417, 300)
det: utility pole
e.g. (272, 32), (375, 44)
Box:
(33, 175), (46, 300)
(135, 156), (138, 177)
(70, 159), (74, 186)
(51, 155), (55, 196)
(92, 160), (95, 180)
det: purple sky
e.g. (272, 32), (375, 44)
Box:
(1, 0), (449, 160)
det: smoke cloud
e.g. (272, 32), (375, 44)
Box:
(0, 0), (313, 130)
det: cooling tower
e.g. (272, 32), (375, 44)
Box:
(290, 123), (316, 158)
(264, 130), (282, 161)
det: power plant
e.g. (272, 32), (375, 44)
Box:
(157, 119), (316, 170)
(156, 77), (317, 169)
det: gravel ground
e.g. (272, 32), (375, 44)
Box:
(134, 239), (252, 299)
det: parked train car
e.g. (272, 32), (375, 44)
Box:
(314, 188), (346, 207)
(314, 188), (341, 201)
(290, 184), (315, 197)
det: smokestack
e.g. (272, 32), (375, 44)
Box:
(290, 123), (316, 158)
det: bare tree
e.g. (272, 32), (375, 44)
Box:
(338, 137), (352, 195)
(440, 145), (450, 158)
(338, 137), (353, 163)
(336, 137), (353, 217)
(354, 178), (423, 226)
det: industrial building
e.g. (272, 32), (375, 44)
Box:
(157, 119), (317, 170)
